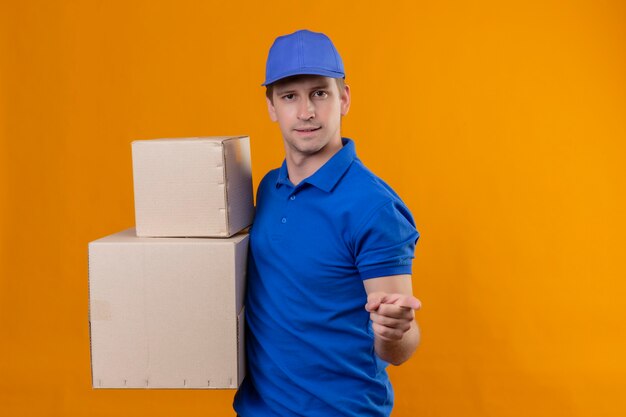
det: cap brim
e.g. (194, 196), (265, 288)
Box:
(262, 68), (345, 86)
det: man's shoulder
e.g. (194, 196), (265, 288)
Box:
(339, 159), (418, 250)
(258, 167), (281, 189)
(341, 158), (404, 205)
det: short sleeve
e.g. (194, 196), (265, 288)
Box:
(353, 199), (420, 280)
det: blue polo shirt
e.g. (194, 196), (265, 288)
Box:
(233, 138), (419, 417)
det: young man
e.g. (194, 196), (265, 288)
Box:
(233, 29), (421, 417)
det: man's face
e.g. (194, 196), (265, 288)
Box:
(267, 75), (350, 159)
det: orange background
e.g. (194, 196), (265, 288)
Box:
(1, 1), (625, 416)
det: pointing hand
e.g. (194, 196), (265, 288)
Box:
(365, 292), (421, 342)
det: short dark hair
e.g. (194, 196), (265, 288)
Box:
(265, 76), (346, 104)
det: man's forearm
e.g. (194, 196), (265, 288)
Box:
(375, 321), (420, 366)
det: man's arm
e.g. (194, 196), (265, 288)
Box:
(363, 274), (421, 366)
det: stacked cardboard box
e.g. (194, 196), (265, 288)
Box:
(88, 136), (253, 389)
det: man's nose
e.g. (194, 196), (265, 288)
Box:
(297, 97), (315, 120)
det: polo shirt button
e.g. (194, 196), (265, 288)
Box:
(290, 195), (296, 201)
(281, 217), (287, 224)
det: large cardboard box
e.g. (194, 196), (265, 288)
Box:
(88, 228), (248, 389)
(132, 136), (253, 237)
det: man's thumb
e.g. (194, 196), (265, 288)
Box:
(396, 295), (421, 310)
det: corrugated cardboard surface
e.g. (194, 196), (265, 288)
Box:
(88, 228), (248, 389)
(132, 136), (253, 238)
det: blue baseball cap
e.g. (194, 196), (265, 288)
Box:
(262, 29), (345, 86)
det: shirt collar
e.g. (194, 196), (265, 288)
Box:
(275, 137), (357, 193)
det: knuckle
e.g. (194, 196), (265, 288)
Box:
(380, 304), (397, 317)
(374, 324), (402, 341)
(379, 316), (393, 326)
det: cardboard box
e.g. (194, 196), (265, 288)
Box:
(88, 228), (248, 389)
(132, 136), (253, 237)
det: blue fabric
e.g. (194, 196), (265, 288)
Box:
(233, 138), (419, 417)
(262, 29), (345, 86)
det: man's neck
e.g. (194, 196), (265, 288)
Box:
(284, 138), (343, 186)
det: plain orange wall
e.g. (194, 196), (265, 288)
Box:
(1, 1), (625, 416)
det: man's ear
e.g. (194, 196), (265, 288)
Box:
(340, 84), (351, 116)
(266, 97), (278, 122)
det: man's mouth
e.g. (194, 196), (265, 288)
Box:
(294, 126), (321, 133)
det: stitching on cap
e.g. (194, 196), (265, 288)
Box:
(298, 31), (303, 68)
(331, 42), (340, 70)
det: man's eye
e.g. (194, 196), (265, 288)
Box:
(313, 91), (328, 98)
(282, 94), (295, 100)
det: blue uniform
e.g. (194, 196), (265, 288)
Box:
(233, 138), (419, 417)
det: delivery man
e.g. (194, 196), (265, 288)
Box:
(233, 29), (421, 417)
